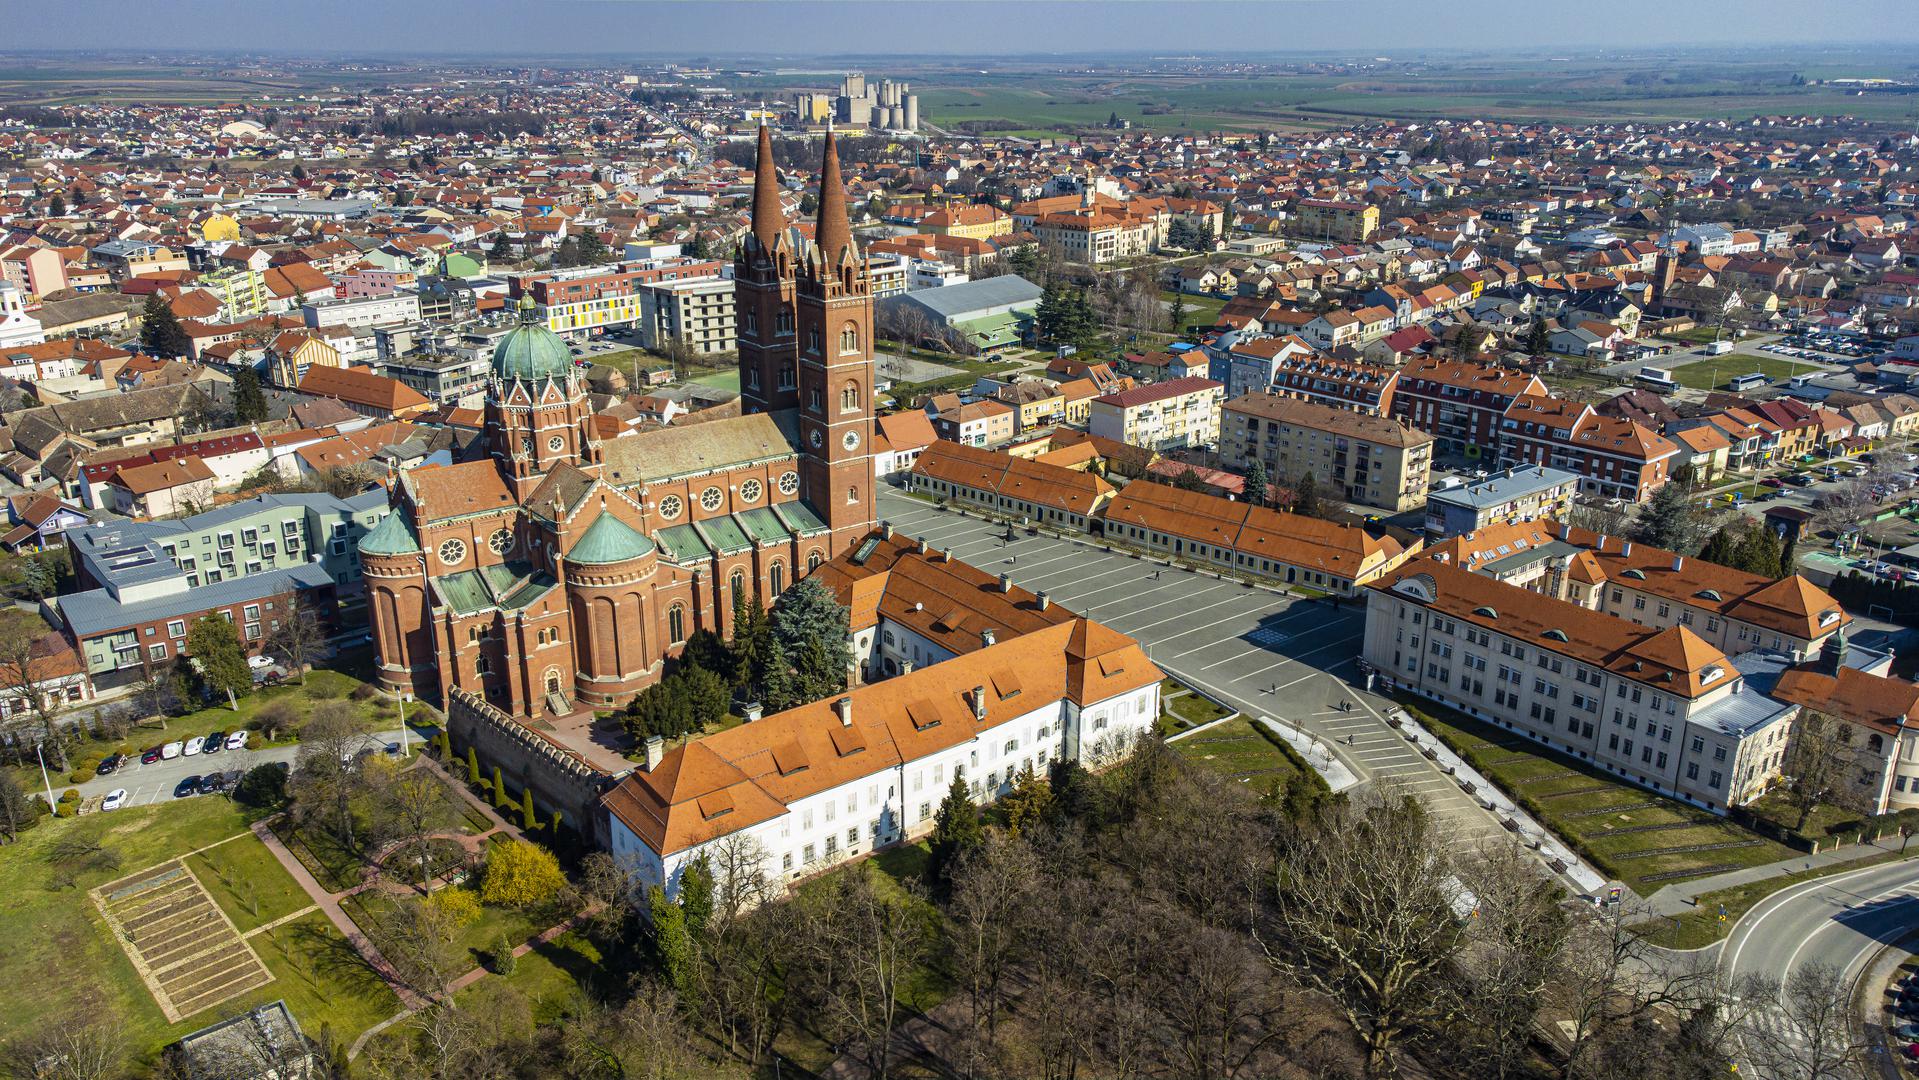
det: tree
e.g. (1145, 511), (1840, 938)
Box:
(799, 866), (932, 1080)
(1173, 467), (1208, 492)
(480, 839), (565, 908)
(1781, 711), (1872, 834)
(263, 596), (325, 683)
(1739, 961), (1871, 1080)
(1265, 793), (1466, 1077)
(1446, 841), (1571, 1080)
(1244, 457), (1270, 507)
(649, 884), (695, 998)
(1567, 499), (1631, 538)
(488, 232), (513, 261)
(0, 1014), (127, 1080)
(769, 578), (851, 703)
(0, 614), (73, 770)
(139, 294), (192, 359)
(946, 832), (1042, 1066)
(465, 745), (480, 785)
(1292, 471), (1324, 519)
(997, 764), (1052, 837)
(0, 771), (41, 842)
(1630, 480), (1711, 554)
(560, 987), (696, 1080)
(1734, 522), (1787, 579)
(1169, 288), (1186, 330)
(46, 194), (65, 219)
(18, 552), (59, 601)
(379, 766), (459, 889)
(927, 773), (983, 892)
(1525, 316), (1551, 355)
(1699, 526), (1741, 569)
(232, 763), (289, 809)
(289, 702), (371, 853)
(232, 367), (270, 424)
(186, 615), (252, 704)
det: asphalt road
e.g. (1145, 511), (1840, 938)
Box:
(57, 728), (412, 811)
(1720, 857), (1919, 1078)
(875, 488), (1512, 856)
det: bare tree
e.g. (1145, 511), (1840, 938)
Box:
(1446, 840), (1571, 1080)
(0, 1014), (127, 1080)
(703, 830), (774, 930)
(560, 983), (696, 1080)
(0, 614), (73, 771)
(1551, 897), (1717, 1080)
(374, 763), (458, 891)
(289, 701), (372, 853)
(947, 831), (1043, 1069)
(263, 595), (327, 684)
(1263, 791), (1467, 1078)
(1781, 710), (1875, 834)
(1739, 962), (1872, 1080)
(799, 865), (931, 1080)
(1565, 499), (1631, 539)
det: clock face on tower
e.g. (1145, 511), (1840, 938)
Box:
(809, 428), (824, 449)
(842, 430), (861, 452)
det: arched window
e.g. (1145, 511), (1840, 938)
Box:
(840, 324), (859, 354)
(840, 380), (860, 412)
(667, 604), (686, 644)
(807, 551), (823, 572)
(806, 327), (821, 354)
(847, 486), (859, 505)
(730, 569), (746, 601)
(769, 562), (785, 596)
(475, 654), (491, 676)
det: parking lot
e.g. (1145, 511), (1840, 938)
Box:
(77, 730), (406, 811)
(877, 488), (1510, 854)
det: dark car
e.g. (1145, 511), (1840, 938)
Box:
(174, 776), (201, 799)
(197, 774), (225, 795)
(1785, 474), (1815, 486)
(201, 732), (225, 755)
(95, 754), (122, 776)
(141, 746), (163, 765)
(222, 769), (245, 788)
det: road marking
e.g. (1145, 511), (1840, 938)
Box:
(1725, 859), (1919, 979)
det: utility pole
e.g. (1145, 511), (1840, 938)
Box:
(35, 744), (53, 809)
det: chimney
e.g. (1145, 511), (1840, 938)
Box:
(835, 696), (853, 727)
(998, 572), (1013, 592)
(919, 538), (929, 554)
(1037, 590), (1051, 610)
(742, 701), (763, 723)
(644, 735), (663, 771)
(899, 658), (915, 675)
(1596, 533), (1608, 551)
(1672, 554), (1684, 572)
(881, 521), (894, 539)
(1622, 541), (1633, 557)
(971, 685), (988, 721)
(941, 547), (953, 562)
(981, 628), (996, 647)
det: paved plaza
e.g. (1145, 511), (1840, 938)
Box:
(877, 488), (1510, 854)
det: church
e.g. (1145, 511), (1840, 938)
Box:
(360, 125), (878, 718)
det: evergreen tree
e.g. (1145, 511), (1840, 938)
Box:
(1525, 316), (1550, 355)
(1698, 526), (1740, 569)
(1173, 467), (1208, 492)
(1735, 523), (1787, 579)
(756, 634), (798, 713)
(998, 765), (1053, 837)
(1169, 289), (1187, 330)
(489, 232), (513, 260)
(1245, 457), (1270, 507)
(770, 578), (851, 701)
(575, 230), (608, 266)
(1293, 472), (1324, 519)
(1036, 280), (1066, 344)
(291, 162), (307, 180)
(684, 232), (708, 259)
(1630, 481), (1709, 554)
(46, 195), (65, 218)
(520, 784), (537, 831)
(647, 885), (694, 997)
(799, 192), (818, 217)
(139, 295), (192, 359)
(678, 856), (715, 939)
(185, 615), (251, 701)
(493, 765), (508, 808)
(232, 367), (270, 424)
(1046, 758), (1099, 824)
(729, 589), (769, 691)
(466, 745), (481, 785)
(928, 773), (983, 893)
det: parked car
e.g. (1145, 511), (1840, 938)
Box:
(95, 754), (121, 776)
(225, 730), (249, 751)
(101, 789), (128, 812)
(161, 741), (183, 760)
(1893, 1022), (1919, 1041)
(197, 774), (225, 796)
(183, 736), (205, 756)
(1760, 476), (1784, 488)
(247, 654), (275, 671)
(141, 746), (163, 765)
(174, 776), (201, 799)
(201, 732), (224, 756)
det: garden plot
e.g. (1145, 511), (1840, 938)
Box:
(93, 860), (272, 1022)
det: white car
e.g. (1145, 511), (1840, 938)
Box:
(225, 730), (249, 751)
(101, 789), (128, 811)
(184, 736), (205, 756)
(160, 741), (183, 760)
(247, 654), (275, 671)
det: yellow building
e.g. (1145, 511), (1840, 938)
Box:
(200, 266), (270, 319)
(924, 203), (1012, 240)
(200, 213), (241, 243)
(1295, 198), (1379, 242)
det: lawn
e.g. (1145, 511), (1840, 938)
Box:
(341, 887), (544, 975)
(0, 796), (402, 1069)
(1172, 716), (1303, 792)
(1161, 689), (1232, 734)
(1666, 355), (1820, 391)
(1164, 290), (1229, 333)
(454, 931), (605, 1025)
(1401, 699), (1797, 894)
(186, 833), (311, 933)
(1644, 848), (1917, 950)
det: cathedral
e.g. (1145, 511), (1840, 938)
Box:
(360, 126), (878, 718)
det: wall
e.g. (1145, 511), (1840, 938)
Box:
(446, 688), (615, 845)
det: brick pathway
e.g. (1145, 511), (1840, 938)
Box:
(251, 819), (427, 1011)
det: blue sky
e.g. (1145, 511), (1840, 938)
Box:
(12, 0), (1919, 55)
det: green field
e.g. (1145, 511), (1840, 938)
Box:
(1172, 716), (1303, 792)
(1402, 700), (1797, 894)
(1666, 355), (1822, 390)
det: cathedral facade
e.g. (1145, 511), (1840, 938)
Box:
(360, 127), (878, 718)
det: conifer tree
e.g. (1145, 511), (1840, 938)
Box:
(928, 774), (984, 893)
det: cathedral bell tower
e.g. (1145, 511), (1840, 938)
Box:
(795, 130), (878, 552)
(736, 120), (800, 414)
(485, 295), (596, 500)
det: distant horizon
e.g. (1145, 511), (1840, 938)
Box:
(10, 0), (1919, 56)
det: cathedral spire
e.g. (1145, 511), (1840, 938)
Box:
(751, 118), (785, 252)
(813, 128), (853, 267)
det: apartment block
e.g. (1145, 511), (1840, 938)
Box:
(1088, 376), (1224, 451)
(1219, 392), (1433, 512)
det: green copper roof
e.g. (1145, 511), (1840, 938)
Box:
(492, 296), (573, 381)
(566, 512), (656, 565)
(356, 511), (419, 556)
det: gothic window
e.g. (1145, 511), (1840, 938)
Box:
(487, 528), (512, 556)
(699, 486), (724, 512)
(739, 479), (762, 503)
(437, 538), (466, 566)
(778, 472), (799, 496)
(746, 366), (761, 389)
(770, 561), (785, 596)
(657, 495), (684, 520)
(742, 309), (758, 338)
(548, 434), (565, 453)
(667, 604), (687, 644)
(840, 325), (859, 354)
(475, 654), (491, 676)
(808, 551), (823, 572)
(806, 327), (821, 354)
(778, 361), (796, 390)
(847, 486), (859, 505)
(840, 380), (860, 412)
(730, 569), (746, 600)
(775, 310), (794, 336)
(808, 388), (823, 412)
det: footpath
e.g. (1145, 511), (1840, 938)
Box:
(1644, 832), (1913, 918)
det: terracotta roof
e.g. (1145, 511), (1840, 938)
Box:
(109, 455), (214, 496)
(295, 365), (430, 414)
(1772, 664), (1919, 737)
(1101, 480), (1406, 580)
(913, 440), (1114, 516)
(405, 458), (516, 522)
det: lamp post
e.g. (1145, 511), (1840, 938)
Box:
(35, 743), (54, 810)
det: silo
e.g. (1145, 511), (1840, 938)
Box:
(904, 94), (919, 130)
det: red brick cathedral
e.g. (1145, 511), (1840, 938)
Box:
(360, 128), (877, 718)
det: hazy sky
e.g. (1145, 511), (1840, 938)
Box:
(12, 0), (1919, 56)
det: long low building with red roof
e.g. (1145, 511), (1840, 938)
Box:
(600, 527), (1162, 895)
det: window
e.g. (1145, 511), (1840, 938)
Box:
(739, 479), (762, 503)
(243, 604), (261, 622)
(167, 620), (186, 638)
(657, 494), (683, 520)
(438, 538), (466, 565)
(769, 562), (784, 595)
(803, 843), (816, 864)
(1713, 745), (1727, 762)
(841, 380), (860, 412)
(699, 486), (723, 512)
(149, 644), (167, 661)
(1686, 763), (1700, 780)
(840, 325), (859, 354)
(667, 605), (686, 644)
(1709, 771), (1722, 789)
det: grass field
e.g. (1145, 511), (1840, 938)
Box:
(1172, 716), (1303, 792)
(1644, 848), (1917, 950)
(1667, 355), (1822, 390)
(1402, 699), (1797, 894)
(1164, 290), (1229, 334)
(185, 833), (312, 934)
(0, 797), (402, 1068)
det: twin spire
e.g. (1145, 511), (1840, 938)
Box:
(747, 118), (855, 269)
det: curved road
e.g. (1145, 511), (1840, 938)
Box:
(1720, 857), (1919, 1076)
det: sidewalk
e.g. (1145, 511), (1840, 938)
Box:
(1644, 833), (1914, 918)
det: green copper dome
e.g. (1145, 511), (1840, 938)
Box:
(358, 511), (420, 556)
(566, 512), (656, 565)
(493, 295), (573, 381)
